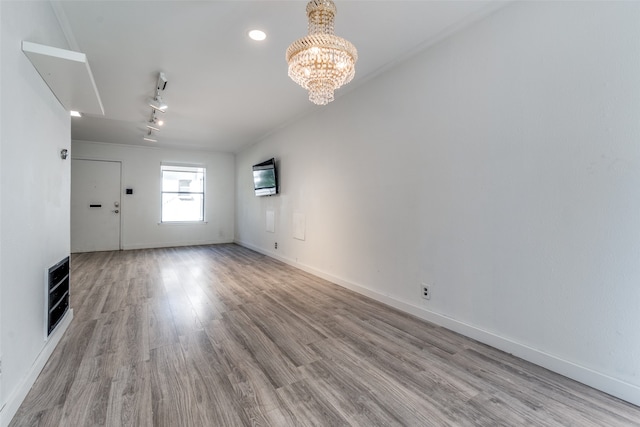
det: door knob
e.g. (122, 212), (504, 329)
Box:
(114, 202), (120, 207)
(112, 209), (119, 214)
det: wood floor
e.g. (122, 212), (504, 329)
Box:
(10, 244), (640, 426)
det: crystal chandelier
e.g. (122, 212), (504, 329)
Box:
(286, 0), (357, 105)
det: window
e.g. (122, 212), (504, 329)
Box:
(161, 165), (205, 222)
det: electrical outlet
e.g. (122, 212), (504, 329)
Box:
(421, 284), (431, 300)
(274, 242), (278, 250)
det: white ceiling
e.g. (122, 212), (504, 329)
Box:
(54, 0), (502, 153)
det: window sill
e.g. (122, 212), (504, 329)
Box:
(158, 221), (208, 226)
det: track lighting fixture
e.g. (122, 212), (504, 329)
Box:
(143, 129), (157, 142)
(150, 110), (164, 125)
(148, 110), (164, 130)
(144, 71), (168, 142)
(156, 72), (168, 91)
(149, 96), (168, 112)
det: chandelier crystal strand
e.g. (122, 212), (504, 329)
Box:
(286, 0), (357, 105)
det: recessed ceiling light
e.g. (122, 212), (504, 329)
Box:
(70, 111), (82, 117)
(143, 137), (157, 142)
(248, 30), (266, 41)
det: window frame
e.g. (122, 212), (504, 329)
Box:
(160, 164), (206, 223)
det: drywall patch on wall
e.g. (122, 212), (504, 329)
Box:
(293, 212), (305, 241)
(266, 209), (275, 233)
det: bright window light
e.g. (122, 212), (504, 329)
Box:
(161, 165), (205, 222)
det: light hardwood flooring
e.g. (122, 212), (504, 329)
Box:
(10, 244), (640, 426)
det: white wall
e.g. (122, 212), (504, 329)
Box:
(71, 140), (235, 250)
(1, 1), (73, 424)
(236, 1), (640, 405)
(0, 1), (4, 421)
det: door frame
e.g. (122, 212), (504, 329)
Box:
(70, 157), (123, 251)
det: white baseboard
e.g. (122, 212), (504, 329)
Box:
(235, 240), (640, 407)
(1, 309), (74, 427)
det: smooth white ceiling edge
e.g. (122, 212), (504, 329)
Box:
(22, 41), (104, 115)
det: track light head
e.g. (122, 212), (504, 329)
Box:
(150, 111), (164, 126)
(144, 128), (157, 142)
(149, 96), (168, 112)
(156, 72), (168, 92)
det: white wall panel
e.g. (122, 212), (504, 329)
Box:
(236, 1), (640, 405)
(1, 1), (72, 424)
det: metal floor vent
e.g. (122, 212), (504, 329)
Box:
(47, 256), (70, 336)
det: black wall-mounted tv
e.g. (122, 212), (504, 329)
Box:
(252, 158), (278, 196)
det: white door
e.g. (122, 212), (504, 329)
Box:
(71, 159), (122, 252)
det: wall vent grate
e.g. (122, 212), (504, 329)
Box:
(47, 256), (70, 336)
